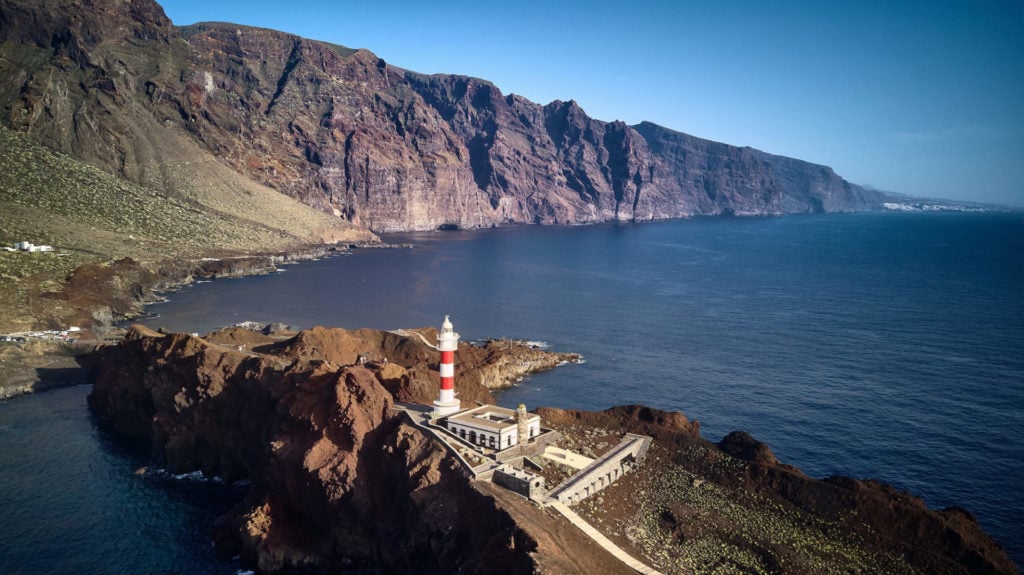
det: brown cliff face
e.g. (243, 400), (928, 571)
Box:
(0, 0), (174, 53)
(88, 325), (552, 574)
(1, 0), (885, 235)
(0, 0), (370, 246)
(0, 0), (376, 334)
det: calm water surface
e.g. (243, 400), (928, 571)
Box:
(2, 211), (1021, 569)
(0, 385), (244, 574)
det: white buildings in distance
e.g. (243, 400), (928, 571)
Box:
(3, 241), (54, 253)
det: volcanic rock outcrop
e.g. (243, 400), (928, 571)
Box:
(1, 0), (885, 235)
(87, 324), (574, 573)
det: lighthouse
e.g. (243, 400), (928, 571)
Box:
(433, 315), (462, 417)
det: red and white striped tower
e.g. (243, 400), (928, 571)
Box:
(433, 315), (462, 417)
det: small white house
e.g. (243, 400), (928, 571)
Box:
(14, 242), (54, 253)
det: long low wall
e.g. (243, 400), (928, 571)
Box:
(547, 433), (652, 505)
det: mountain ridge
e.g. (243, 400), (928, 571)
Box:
(0, 0), (887, 332)
(0, 0), (885, 234)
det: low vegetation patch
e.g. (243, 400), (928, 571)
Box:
(0, 125), (366, 332)
(542, 417), (917, 574)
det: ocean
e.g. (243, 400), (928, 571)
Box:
(0, 384), (244, 574)
(1, 211), (1021, 571)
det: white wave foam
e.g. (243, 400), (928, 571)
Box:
(143, 467), (251, 486)
(523, 340), (550, 349)
(147, 469), (225, 483)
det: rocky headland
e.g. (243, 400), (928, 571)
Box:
(88, 325), (1018, 575)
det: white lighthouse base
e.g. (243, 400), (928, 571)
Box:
(433, 398), (462, 418)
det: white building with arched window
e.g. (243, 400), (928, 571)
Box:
(445, 404), (541, 451)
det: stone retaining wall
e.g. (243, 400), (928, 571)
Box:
(548, 433), (652, 505)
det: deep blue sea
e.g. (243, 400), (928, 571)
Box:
(0, 385), (245, 574)
(1, 212), (1021, 570)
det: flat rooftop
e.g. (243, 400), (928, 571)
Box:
(447, 404), (540, 431)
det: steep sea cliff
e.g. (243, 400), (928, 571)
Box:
(0, 0), (889, 341)
(1, 0), (883, 235)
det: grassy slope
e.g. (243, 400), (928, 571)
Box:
(0, 124), (372, 331)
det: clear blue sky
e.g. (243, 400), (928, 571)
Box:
(159, 0), (1024, 207)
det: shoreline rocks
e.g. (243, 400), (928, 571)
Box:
(0, 243), (381, 400)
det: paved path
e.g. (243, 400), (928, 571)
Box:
(395, 402), (660, 573)
(549, 501), (664, 575)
